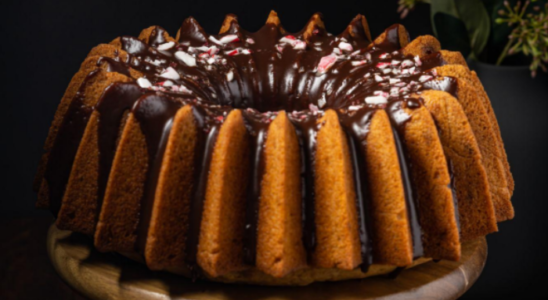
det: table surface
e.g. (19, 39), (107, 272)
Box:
(0, 217), (87, 300)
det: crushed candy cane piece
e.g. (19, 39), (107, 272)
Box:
(157, 41), (175, 51)
(220, 34), (239, 44)
(374, 90), (389, 98)
(137, 77), (152, 88)
(159, 67), (180, 80)
(419, 75), (433, 82)
(317, 54), (337, 74)
(309, 103), (319, 112)
(338, 42), (353, 52)
(226, 49), (238, 56)
(414, 55), (422, 66)
(175, 51), (196, 67)
(293, 41), (306, 50)
(160, 80), (174, 87)
(208, 36), (222, 45)
(376, 62), (391, 69)
(401, 59), (414, 68)
(365, 95), (388, 104)
(226, 70), (234, 81)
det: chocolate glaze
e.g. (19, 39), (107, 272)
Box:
(45, 70), (98, 215)
(184, 105), (227, 275)
(43, 14), (465, 272)
(133, 94), (183, 253)
(337, 107), (376, 271)
(96, 83), (145, 217)
(97, 57), (132, 77)
(447, 159), (461, 235)
(241, 110), (277, 265)
(387, 100), (425, 259)
(288, 112), (324, 253)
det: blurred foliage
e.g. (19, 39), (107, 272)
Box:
(398, 0), (548, 76)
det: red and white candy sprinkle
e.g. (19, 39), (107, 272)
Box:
(157, 41), (175, 51)
(414, 55), (422, 66)
(137, 77), (152, 88)
(226, 49), (238, 56)
(159, 67), (180, 80)
(208, 36), (222, 45)
(226, 70), (234, 81)
(401, 59), (414, 68)
(293, 41), (306, 50)
(220, 34), (239, 44)
(175, 51), (196, 67)
(317, 54), (337, 74)
(379, 53), (390, 59)
(365, 95), (388, 104)
(376, 62), (391, 69)
(419, 75), (433, 82)
(338, 42), (353, 52)
(159, 80), (174, 87)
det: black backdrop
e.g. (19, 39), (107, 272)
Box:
(1, 1), (547, 299)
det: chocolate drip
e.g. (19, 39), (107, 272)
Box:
(45, 70), (99, 215)
(446, 158), (461, 234)
(338, 107), (376, 272)
(96, 83), (145, 216)
(288, 112), (323, 253)
(185, 106), (225, 274)
(133, 95), (183, 253)
(241, 111), (274, 265)
(387, 100), (424, 259)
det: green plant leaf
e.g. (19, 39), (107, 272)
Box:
(455, 0), (491, 56)
(433, 12), (472, 57)
(431, 0), (490, 57)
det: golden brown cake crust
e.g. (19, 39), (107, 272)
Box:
(313, 110), (362, 270)
(421, 90), (498, 241)
(94, 114), (148, 252)
(400, 106), (461, 261)
(365, 110), (413, 266)
(55, 111), (101, 235)
(435, 65), (514, 221)
(256, 111), (307, 277)
(197, 109), (250, 277)
(145, 106), (197, 271)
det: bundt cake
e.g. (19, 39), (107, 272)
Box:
(34, 11), (514, 285)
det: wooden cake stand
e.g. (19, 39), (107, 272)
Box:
(47, 224), (487, 300)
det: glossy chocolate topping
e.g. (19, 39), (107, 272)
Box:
(44, 14), (462, 273)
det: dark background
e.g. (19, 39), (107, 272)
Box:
(1, 0), (547, 299)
